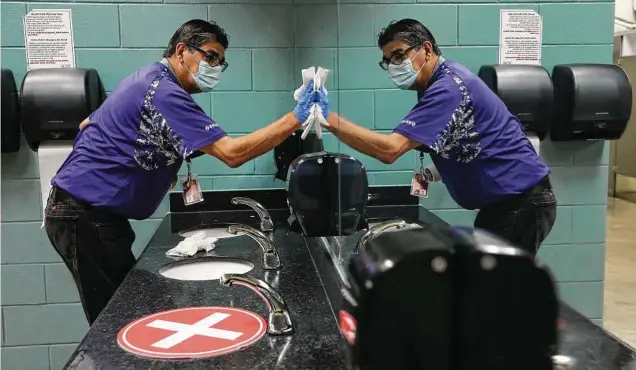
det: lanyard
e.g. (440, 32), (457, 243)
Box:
(186, 158), (192, 183)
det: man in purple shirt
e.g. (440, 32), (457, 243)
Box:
(45, 19), (317, 324)
(317, 19), (557, 256)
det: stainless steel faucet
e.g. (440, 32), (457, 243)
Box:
(219, 273), (294, 336)
(231, 197), (274, 232)
(356, 219), (409, 253)
(227, 224), (282, 270)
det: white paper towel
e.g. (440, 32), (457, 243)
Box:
(38, 141), (74, 227)
(526, 132), (541, 155)
(293, 66), (330, 140)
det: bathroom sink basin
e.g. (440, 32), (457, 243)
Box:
(179, 228), (239, 239)
(159, 257), (254, 281)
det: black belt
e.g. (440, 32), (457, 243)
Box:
(525, 175), (552, 196)
(50, 186), (93, 209)
(482, 175), (552, 211)
(49, 186), (129, 223)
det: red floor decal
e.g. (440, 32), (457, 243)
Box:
(117, 306), (267, 359)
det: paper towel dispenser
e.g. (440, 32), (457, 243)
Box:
(287, 151), (368, 237)
(1, 69), (21, 153)
(550, 64), (632, 141)
(478, 64), (553, 139)
(20, 68), (107, 151)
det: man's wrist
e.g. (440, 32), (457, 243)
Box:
(325, 112), (340, 132)
(288, 111), (303, 128)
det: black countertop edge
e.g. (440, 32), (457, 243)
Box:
(169, 189), (289, 214)
(169, 185), (417, 213)
(169, 204), (421, 236)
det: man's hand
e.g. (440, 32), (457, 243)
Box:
(294, 80), (316, 125)
(316, 86), (329, 119)
(79, 118), (89, 130)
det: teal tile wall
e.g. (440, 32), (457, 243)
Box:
(1, 0), (611, 368)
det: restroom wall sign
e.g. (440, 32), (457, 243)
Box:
(498, 9), (543, 65)
(23, 9), (76, 70)
(117, 306), (267, 359)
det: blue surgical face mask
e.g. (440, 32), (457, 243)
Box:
(388, 48), (425, 90)
(186, 53), (222, 93)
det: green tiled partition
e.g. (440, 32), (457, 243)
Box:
(1, 0), (611, 368)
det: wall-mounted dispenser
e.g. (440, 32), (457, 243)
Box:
(550, 64), (632, 141)
(287, 152), (368, 237)
(20, 68), (106, 151)
(274, 129), (324, 181)
(1, 69), (21, 153)
(478, 64), (554, 140)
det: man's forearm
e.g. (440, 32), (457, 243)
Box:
(326, 113), (401, 164)
(231, 112), (301, 165)
(201, 112), (301, 168)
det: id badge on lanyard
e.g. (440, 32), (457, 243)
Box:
(410, 152), (429, 198)
(181, 159), (204, 206)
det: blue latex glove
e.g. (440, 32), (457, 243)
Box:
(294, 80), (316, 124)
(316, 86), (330, 118)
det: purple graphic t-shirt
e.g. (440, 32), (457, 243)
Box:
(52, 62), (227, 219)
(393, 59), (549, 210)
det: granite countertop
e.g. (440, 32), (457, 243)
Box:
(558, 306), (636, 369)
(65, 212), (348, 370)
(64, 196), (636, 370)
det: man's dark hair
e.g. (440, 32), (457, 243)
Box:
(377, 19), (441, 55)
(163, 19), (230, 58)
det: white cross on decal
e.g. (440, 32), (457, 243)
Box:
(146, 312), (244, 349)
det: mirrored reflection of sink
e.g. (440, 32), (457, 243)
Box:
(179, 228), (239, 239)
(159, 257), (254, 281)
(368, 221), (422, 231)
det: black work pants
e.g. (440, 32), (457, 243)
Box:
(44, 187), (136, 324)
(474, 176), (557, 256)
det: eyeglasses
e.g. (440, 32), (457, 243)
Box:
(378, 45), (420, 71)
(189, 45), (229, 72)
